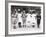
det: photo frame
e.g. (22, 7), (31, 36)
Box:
(5, 0), (45, 36)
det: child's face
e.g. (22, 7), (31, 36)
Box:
(23, 10), (25, 13)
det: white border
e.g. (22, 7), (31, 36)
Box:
(8, 3), (43, 35)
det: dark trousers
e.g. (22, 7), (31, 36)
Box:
(18, 22), (21, 28)
(37, 19), (40, 28)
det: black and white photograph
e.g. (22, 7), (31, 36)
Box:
(11, 6), (41, 29)
(8, 2), (44, 35)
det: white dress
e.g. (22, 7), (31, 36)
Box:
(31, 14), (37, 26)
(26, 14), (32, 26)
(26, 14), (37, 27)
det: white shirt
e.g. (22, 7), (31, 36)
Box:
(18, 14), (23, 25)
